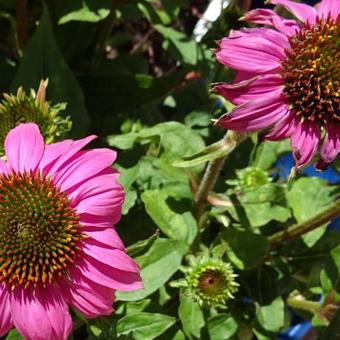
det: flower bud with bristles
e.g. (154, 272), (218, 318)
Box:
(0, 79), (71, 154)
(174, 255), (239, 307)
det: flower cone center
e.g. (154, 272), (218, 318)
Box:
(198, 270), (226, 296)
(282, 16), (340, 125)
(0, 172), (82, 289)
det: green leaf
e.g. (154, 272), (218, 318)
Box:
(141, 190), (197, 244)
(117, 312), (176, 340)
(178, 293), (205, 338)
(108, 122), (205, 159)
(58, 0), (111, 24)
(6, 330), (23, 340)
(154, 25), (197, 65)
(127, 231), (159, 258)
(207, 314), (238, 340)
(223, 229), (269, 270)
(252, 140), (290, 170)
(11, 6), (89, 138)
(116, 238), (188, 301)
(287, 177), (339, 247)
(256, 297), (285, 332)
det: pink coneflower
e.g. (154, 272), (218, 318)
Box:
(0, 123), (142, 339)
(215, 0), (339, 169)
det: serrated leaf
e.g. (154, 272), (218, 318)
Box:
(207, 314), (238, 340)
(223, 229), (269, 270)
(117, 312), (176, 340)
(141, 190), (197, 244)
(58, 0), (111, 24)
(178, 293), (205, 338)
(287, 177), (339, 247)
(116, 238), (188, 301)
(256, 297), (285, 332)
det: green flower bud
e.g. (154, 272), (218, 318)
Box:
(0, 79), (71, 154)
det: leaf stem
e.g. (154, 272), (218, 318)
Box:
(287, 296), (321, 314)
(269, 200), (340, 249)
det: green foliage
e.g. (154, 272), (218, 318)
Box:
(1, 0), (339, 338)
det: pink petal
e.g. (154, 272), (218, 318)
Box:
(10, 287), (72, 340)
(79, 213), (114, 229)
(218, 91), (289, 131)
(47, 135), (96, 175)
(316, 0), (340, 20)
(262, 110), (297, 141)
(242, 8), (299, 35)
(62, 275), (115, 318)
(53, 149), (117, 192)
(84, 226), (125, 250)
(216, 28), (287, 73)
(291, 120), (320, 168)
(83, 239), (140, 273)
(38, 140), (73, 174)
(320, 124), (340, 165)
(75, 255), (142, 291)
(0, 286), (13, 337)
(69, 171), (124, 222)
(215, 74), (284, 105)
(270, 0), (317, 23)
(5, 123), (44, 174)
(0, 159), (8, 175)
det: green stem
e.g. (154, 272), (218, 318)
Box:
(191, 131), (246, 251)
(269, 200), (340, 249)
(287, 296), (321, 314)
(193, 131), (246, 221)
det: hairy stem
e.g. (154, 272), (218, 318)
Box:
(269, 200), (340, 249)
(193, 131), (246, 221)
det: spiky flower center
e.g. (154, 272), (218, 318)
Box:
(186, 260), (239, 306)
(282, 16), (340, 125)
(198, 269), (227, 296)
(0, 172), (82, 289)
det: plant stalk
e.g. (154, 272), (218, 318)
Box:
(269, 200), (340, 249)
(193, 131), (246, 222)
(287, 296), (321, 314)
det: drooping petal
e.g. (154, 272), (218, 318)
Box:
(319, 124), (340, 166)
(61, 276), (115, 318)
(216, 28), (287, 73)
(262, 110), (297, 141)
(218, 91), (289, 131)
(4, 123), (44, 173)
(316, 0), (340, 20)
(215, 74), (284, 105)
(242, 9), (299, 35)
(53, 149), (117, 192)
(10, 287), (71, 340)
(269, 0), (317, 23)
(83, 239), (140, 273)
(75, 255), (142, 291)
(291, 120), (321, 168)
(0, 286), (13, 337)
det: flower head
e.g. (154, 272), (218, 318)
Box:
(0, 123), (142, 339)
(175, 255), (239, 307)
(0, 80), (71, 153)
(215, 0), (340, 169)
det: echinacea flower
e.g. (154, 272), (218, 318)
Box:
(215, 0), (340, 169)
(0, 123), (142, 339)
